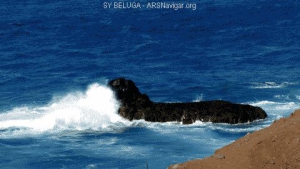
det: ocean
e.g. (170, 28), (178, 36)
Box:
(0, 0), (300, 168)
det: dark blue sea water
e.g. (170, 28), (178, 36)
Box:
(1, 0), (300, 168)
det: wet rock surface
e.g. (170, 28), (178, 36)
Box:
(108, 78), (267, 124)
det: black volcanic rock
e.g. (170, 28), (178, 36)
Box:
(108, 78), (267, 124)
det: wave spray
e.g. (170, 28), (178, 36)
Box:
(0, 83), (129, 137)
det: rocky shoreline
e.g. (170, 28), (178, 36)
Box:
(108, 78), (267, 124)
(169, 110), (300, 169)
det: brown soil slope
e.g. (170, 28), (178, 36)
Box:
(169, 110), (300, 169)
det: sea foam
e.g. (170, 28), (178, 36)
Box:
(249, 82), (297, 89)
(0, 83), (130, 137)
(0, 83), (299, 138)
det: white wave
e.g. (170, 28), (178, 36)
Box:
(274, 94), (290, 100)
(249, 82), (297, 89)
(1, 82), (299, 138)
(249, 100), (297, 111)
(246, 100), (300, 122)
(0, 83), (130, 137)
(193, 94), (204, 102)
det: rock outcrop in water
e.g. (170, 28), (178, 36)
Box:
(108, 78), (267, 124)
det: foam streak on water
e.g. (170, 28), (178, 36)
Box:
(0, 83), (129, 137)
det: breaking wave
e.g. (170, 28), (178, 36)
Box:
(249, 82), (297, 89)
(0, 83), (130, 137)
(0, 82), (299, 138)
